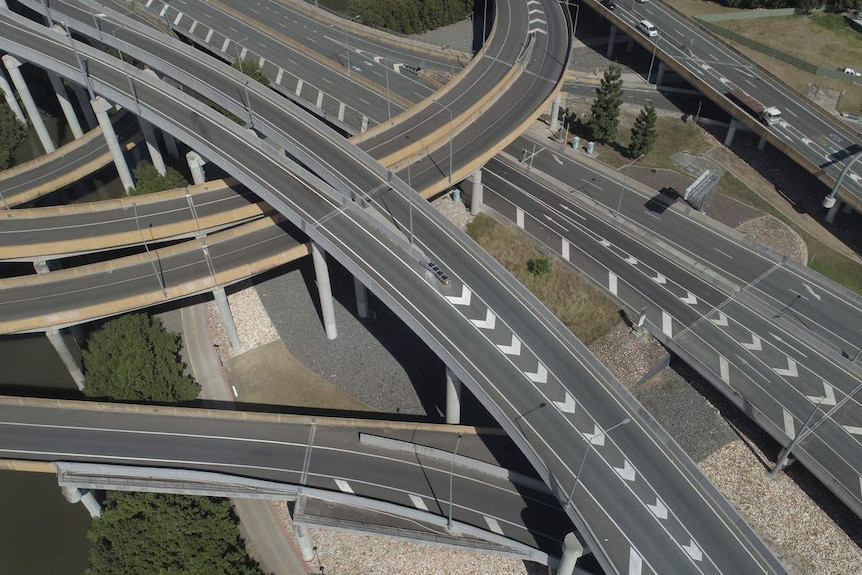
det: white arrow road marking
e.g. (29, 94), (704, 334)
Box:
(525, 362), (548, 384)
(609, 272), (618, 296)
(372, 55), (382, 64)
(544, 214), (568, 232)
(497, 335), (522, 356)
(409, 494), (428, 511)
(719, 356), (729, 384)
(741, 334), (762, 351)
(783, 409), (795, 439)
(584, 424), (607, 446)
(553, 154), (563, 165)
(773, 357), (799, 378)
(710, 311), (728, 326)
(662, 311), (672, 337)
(446, 285), (471, 306)
(599, 239), (611, 248)
(471, 309), (496, 330)
(628, 548), (643, 575)
(680, 292), (698, 305)
(393, 63), (404, 74)
(335, 479), (354, 493)
(803, 284), (821, 301)
(682, 539), (703, 562)
(843, 425), (862, 436)
(625, 256), (638, 265)
(554, 391), (577, 413)
(807, 380), (835, 405)
(614, 460), (636, 482)
(484, 516), (504, 535)
(647, 497), (668, 520)
(652, 273), (666, 284)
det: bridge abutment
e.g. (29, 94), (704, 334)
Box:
(3, 54), (56, 154)
(311, 242), (337, 340)
(91, 95), (135, 193)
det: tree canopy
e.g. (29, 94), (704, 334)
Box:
(629, 101), (658, 158)
(0, 100), (27, 170)
(348, 0), (473, 34)
(129, 161), (189, 196)
(232, 58), (270, 87)
(87, 492), (261, 575)
(82, 313), (199, 402)
(588, 64), (624, 144)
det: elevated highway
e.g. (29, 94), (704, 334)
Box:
(0, 8), (788, 574)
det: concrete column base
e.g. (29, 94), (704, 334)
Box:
(445, 368), (462, 425)
(556, 532), (585, 575)
(91, 96), (135, 193)
(45, 328), (85, 391)
(353, 276), (369, 319)
(186, 151), (207, 185)
(293, 524), (315, 562)
(213, 287), (241, 353)
(470, 169), (483, 216)
(3, 55), (56, 154)
(311, 242), (337, 340)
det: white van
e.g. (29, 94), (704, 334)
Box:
(637, 20), (658, 38)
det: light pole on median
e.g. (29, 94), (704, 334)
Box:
(566, 417), (630, 505)
(615, 154), (644, 217)
(447, 432), (464, 530)
(433, 99), (454, 185)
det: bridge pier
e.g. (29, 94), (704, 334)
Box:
(549, 93), (562, 133)
(2, 55), (56, 154)
(361, 115), (369, 133)
(45, 328), (85, 391)
(311, 242), (338, 340)
(445, 368), (462, 424)
(757, 135), (767, 151)
(140, 118), (167, 176)
(293, 524), (316, 562)
(655, 61), (668, 88)
(48, 71), (84, 139)
(212, 287), (242, 353)
(470, 169), (483, 216)
(0, 66), (25, 123)
(825, 198), (843, 223)
(353, 277), (369, 319)
(605, 26), (617, 59)
(61, 486), (102, 518)
(723, 118), (739, 147)
(626, 37), (634, 53)
(91, 96), (135, 193)
(71, 84), (97, 129)
(186, 151), (207, 185)
(556, 532), (585, 575)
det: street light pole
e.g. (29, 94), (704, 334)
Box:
(447, 433), (463, 529)
(615, 155), (643, 217)
(566, 417), (630, 505)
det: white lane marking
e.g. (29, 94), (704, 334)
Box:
(240, 46), (248, 60)
(713, 247), (733, 259)
(484, 516), (504, 535)
(409, 494), (428, 511)
(295, 79), (304, 96)
(276, 68), (284, 84)
(525, 362), (548, 384)
(662, 311), (672, 337)
(188, 20), (198, 35)
(335, 479), (354, 493)
(585, 424), (607, 446)
(609, 272), (618, 296)
(159, 4), (168, 16)
(205, 28), (214, 43)
(647, 497), (668, 520)
(221, 37), (231, 53)
(516, 207), (524, 228)
(315, 91), (324, 108)
(231, 385), (238, 398)
(561, 238), (570, 261)
(843, 425), (862, 436)
(783, 409), (795, 438)
(807, 380), (836, 405)
(680, 292), (698, 305)
(258, 56), (266, 69)
(470, 309), (496, 330)
(554, 391), (577, 413)
(682, 539), (703, 562)
(614, 460), (636, 482)
(553, 154), (563, 165)
(652, 273), (666, 284)
(710, 311), (728, 326)
(628, 548), (643, 575)
(719, 356), (729, 384)
(773, 357), (799, 377)
(497, 334), (522, 356)
(803, 283), (821, 301)
(446, 285), (471, 306)
(599, 239), (611, 248)
(741, 334), (762, 351)
(625, 256), (638, 265)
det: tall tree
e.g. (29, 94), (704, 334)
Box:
(129, 161), (189, 196)
(82, 313), (199, 402)
(588, 64), (624, 144)
(0, 100), (26, 170)
(628, 101), (658, 158)
(87, 492), (261, 575)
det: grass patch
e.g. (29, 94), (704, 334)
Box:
(812, 12), (851, 33)
(466, 214), (621, 345)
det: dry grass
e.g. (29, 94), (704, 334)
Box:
(663, 0), (738, 16)
(466, 214), (621, 345)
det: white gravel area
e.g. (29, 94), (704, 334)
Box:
(736, 215), (808, 265)
(431, 190), (476, 231)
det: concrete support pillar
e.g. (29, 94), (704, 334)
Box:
(843, 201), (854, 214)
(61, 486), (102, 518)
(45, 328), (85, 391)
(549, 93), (562, 133)
(757, 135), (767, 151)
(825, 198), (843, 223)
(445, 368), (462, 425)
(655, 62), (668, 87)
(3, 55), (56, 154)
(33, 259), (50, 274)
(626, 37), (634, 53)
(186, 151), (207, 185)
(353, 276), (369, 319)
(0, 68), (25, 123)
(163, 130), (180, 158)
(605, 26), (617, 59)
(724, 118), (739, 147)
(72, 84), (97, 129)
(311, 242), (337, 340)
(140, 118), (166, 175)
(293, 525), (315, 562)
(470, 169), (483, 216)
(48, 72), (83, 139)
(360, 115), (369, 133)
(91, 96), (135, 193)
(556, 532), (585, 575)
(212, 286), (241, 353)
